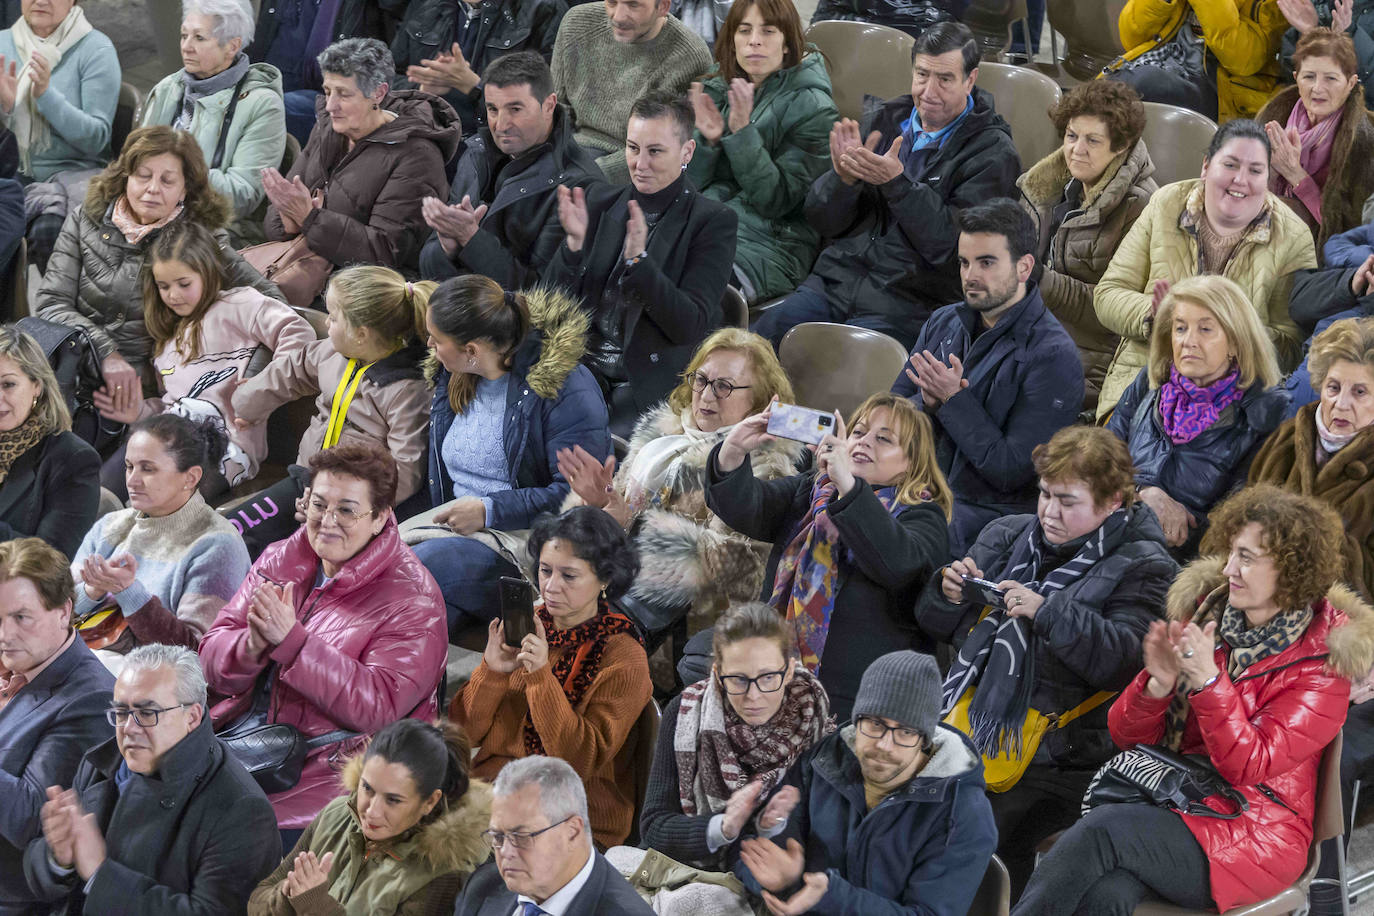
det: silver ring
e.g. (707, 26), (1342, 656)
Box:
(1182, 649), (1195, 659)
(1012, 596), (1022, 606)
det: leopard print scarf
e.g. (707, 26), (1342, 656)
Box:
(0, 413), (50, 484)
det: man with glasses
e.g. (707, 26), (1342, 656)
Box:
(736, 651), (997, 916)
(454, 755), (653, 916)
(23, 643), (280, 915)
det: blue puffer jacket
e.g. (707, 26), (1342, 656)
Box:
(413, 286), (611, 529)
(738, 724), (997, 916)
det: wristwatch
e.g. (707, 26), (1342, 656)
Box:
(1189, 672), (1221, 696)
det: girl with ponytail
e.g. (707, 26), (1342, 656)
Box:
(230, 265), (435, 557)
(403, 275), (613, 639)
(248, 718), (493, 915)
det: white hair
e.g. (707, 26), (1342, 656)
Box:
(493, 756), (592, 849)
(182, 0), (255, 48)
(121, 643), (209, 709)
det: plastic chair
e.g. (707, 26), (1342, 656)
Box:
(975, 62), (1062, 168)
(722, 285), (750, 329)
(966, 854), (1011, 916)
(805, 20), (914, 122)
(963, 0), (1033, 62)
(1141, 101), (1217, 188)
(1046, 0), (1129, 81)
(111, 82), (142, 157)
(778, 322), (910, 421)
(618, 698), (661, 848)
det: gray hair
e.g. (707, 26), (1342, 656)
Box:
(121, 644), (209, 709)
(492, 756), (591, 847)
(317, 37), (394, 97)
(181, 0), (255, 49)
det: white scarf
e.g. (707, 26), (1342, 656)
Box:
(10, 5), (93, 173)
(1315, 403), (1357, 455)
(624, 408), (733, 512)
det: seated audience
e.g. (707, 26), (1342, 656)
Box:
(94, 221), (313, 502)
(418, 51), (602, 287)
(199, 444), (448, 839)
(707, 392), (952, 719)
(453, 756), (655, 916)
(1, 0), (119, 273)
(892, 199), (1084, 556)
(392, 0), (566, 136)
(558, 327), (801, 637)
(736, 651), (997, 915)
(261, 37), (460, 276)
(24, 643), (280, 915)
(1251, 316), (1374, 597)
(0, 325), (98, 555)
(407, 277), (610, 636)
(915, 426), (1177, 898)
(752, 22), (1020, 351)
(0, 538), (114, 915)
(546, 92), (737, 436)
(248, 719), (492, 915)
(807, 0), (964, 39)
(1107, 276), (1286, 555)
(1258, 28), (1374, 247)
(230, 266), (432, 556)
(70, 414), (249, 662)
(36, 126), (282, 408)
(1017, 80), (1156, 413)
(1106, 0), (1286, 122)
(1093, 119), (1317, 418)
(685, 0), (836, 303)
(549, 0), (711, 183)
(1015, 485), (1374, 915)
(140, 0), (287, 247)
(451, 506), (651, 849)
(1281, 0), (1374, 108)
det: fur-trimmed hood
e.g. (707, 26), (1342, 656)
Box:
(340, 754), (493, 874)
(1165, 556), (1374, 679)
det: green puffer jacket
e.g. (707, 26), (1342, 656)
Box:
(685, 50), (836, 301)
(140, 62), (287, 246)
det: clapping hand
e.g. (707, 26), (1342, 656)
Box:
(28, 52), (50, 99)
(763, 872), (830, 916)
(717, 398), (778, 472)
(904, 350), (967, 408)
(829, 118), (864, 184)
(80, 553), (137, 600)
(622, 200), (648, 261)
(1150, 279), (1172, 316)
(246, 579), (297, 649)
(40, 787), (106, 880)
(283, 850), (336, 899)
(1352, 254), (1374, 296)
(726, 78), (755, 134)
(720, 781), (764, 842)
(838, 131), (905, 186)
(1174, 619), (1220, 689)
(556, 445), (617, 510)
(0, 56), (17, 112)
(689, 82), (725, 143)
(422, 195), (487, 254)
(1278, 0), (1321, 32)
(1264, 120), (1307, 188)
(1335, 0), (1355, 31)
(261, 167), (317, 233)
(407, 42), (479, 96)
(756, 785), (799, 832)
(556, 185), (589, 253)
(739, 837), (806, 893)
(1143, 619), (1183, 697)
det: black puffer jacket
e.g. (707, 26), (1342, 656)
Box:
(914, 507), (1177, 769)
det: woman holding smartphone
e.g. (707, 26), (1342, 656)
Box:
(705, 393), (951, 720)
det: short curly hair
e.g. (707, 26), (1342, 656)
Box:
(307, 443), (399, 511)
(1200, 484), (1346, 612)
(1049, 79), (1146, 153)
(1307, 316), (1374, 391)
(1032, 426), (1137, 511)
(527, 506), (640, 602)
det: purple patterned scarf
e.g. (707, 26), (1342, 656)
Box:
(1157, 365), (1243, 445)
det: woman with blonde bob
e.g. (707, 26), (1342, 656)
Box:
(705, 392), (951, 719)
(1107, 275), (1287, 554)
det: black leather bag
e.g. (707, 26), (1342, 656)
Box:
(1082, 743), (1250, 820)
(15, 316), (123, 453)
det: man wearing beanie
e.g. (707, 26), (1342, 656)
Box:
(736, 651), (997, 915)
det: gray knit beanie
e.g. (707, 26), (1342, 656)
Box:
(851, 651), (942, 739)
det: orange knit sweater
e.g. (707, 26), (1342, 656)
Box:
(450, 633), (651, 849)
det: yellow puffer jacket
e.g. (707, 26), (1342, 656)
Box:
(1092, 179), (1317, 419)
(1108, 0), (1288, 122)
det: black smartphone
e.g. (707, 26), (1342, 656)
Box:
(499, 577), (536, 648)
(961, 576), (1007, 609)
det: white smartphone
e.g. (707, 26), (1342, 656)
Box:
(766, 403), (836, 445)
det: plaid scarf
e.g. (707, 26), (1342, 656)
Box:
(1162, 600), (1313, 749)
(674, 666), (832, 820)
(941, 510), (1130, 757)
(521, 601), (642, 756)
(768, 474), (903, 672)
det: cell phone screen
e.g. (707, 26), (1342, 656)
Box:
(499, 577), (536, 648)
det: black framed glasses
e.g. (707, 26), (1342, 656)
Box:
(106, 703), (193, 728)
(304, 498), (374, 529)
(855, 716), (924, 748)
(717, 668), (788, 696)
(481, 815), (573, 850)
(688, 372), (751, 400)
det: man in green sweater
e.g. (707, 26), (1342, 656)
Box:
(551, 0), (711, 183)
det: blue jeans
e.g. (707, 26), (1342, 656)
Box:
(751, 284), (916, 350)
(1283, 307), (1362, 420)
(412, 536), (519, 639)
(283, 90), (319, 148)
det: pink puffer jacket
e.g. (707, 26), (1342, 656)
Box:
(199, 516), (446, 828)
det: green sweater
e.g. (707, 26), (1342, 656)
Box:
(550, 5), (711, 184)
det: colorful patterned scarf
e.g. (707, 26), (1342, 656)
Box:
(522, 601), (643, 756)
(767, 474), (903, 672)
(674, 666), (833, 818)
(1157, 364), (1243, 445)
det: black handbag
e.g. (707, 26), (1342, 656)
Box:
(1082, 744), (1251, 820)
(15, 316), (124, 454)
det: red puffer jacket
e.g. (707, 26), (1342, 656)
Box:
(199, 517), (447, 829)
(1109, 558), (1374, 912)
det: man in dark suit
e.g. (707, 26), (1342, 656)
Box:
(453, 755), (653, 916)
(0, 537), (114, 916)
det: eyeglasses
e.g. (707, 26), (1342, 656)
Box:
(717, 668), (788, 696)
(304, 498), (373, 529)
(688, 372), (751, 400)
(855, 716), (925, 748)
(106, 703), (193, 727)
(481, 815), (573, 850)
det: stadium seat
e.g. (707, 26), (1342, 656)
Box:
(963, 0), (1033, 62)
(112, 82), (142, 157)
(722, 285), (749, 329)
(1141, 101), (1217, 187)
(805, 20), (914, 122)
(779, 322), (909, 421)
(967, 854), (1012, 916)
(1046, 0), (1129, 81)
(617, 698), (661, 848)
(976, 62), (1062, 168)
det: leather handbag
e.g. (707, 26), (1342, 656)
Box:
(241, 235), (332, 309)
(73, 598), (133, 653)
(1082, 743), (1251, 819)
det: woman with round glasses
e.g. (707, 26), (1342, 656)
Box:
(199, 443), (448, 845)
